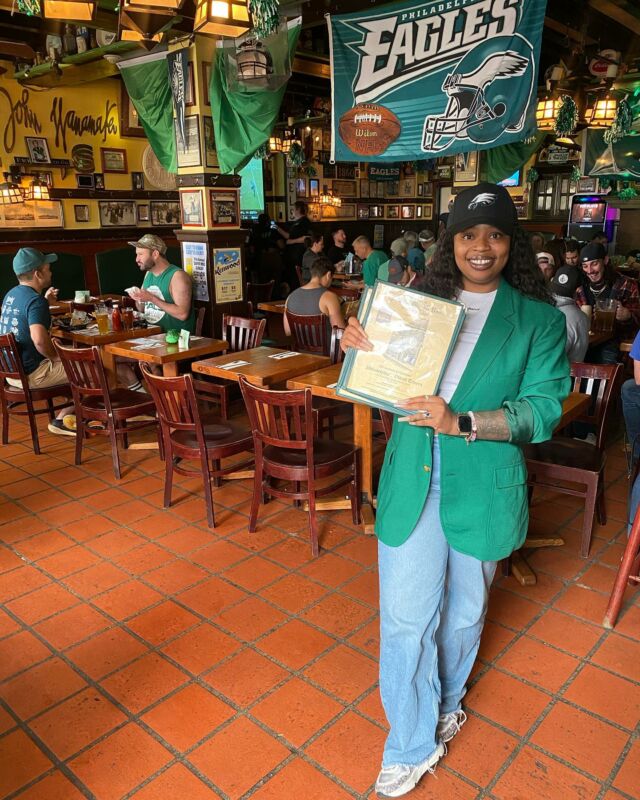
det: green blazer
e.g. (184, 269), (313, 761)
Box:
(375, 279), (570, 561)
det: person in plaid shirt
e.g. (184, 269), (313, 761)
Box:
(575, 242), (640, 363)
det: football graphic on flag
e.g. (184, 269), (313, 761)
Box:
(338, 103), (401, 156)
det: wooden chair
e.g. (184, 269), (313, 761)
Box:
(239, 376), (361, 556)
(524, 362), (622, 558)
(285, 310), (330, 356)
(247, 280), (275, 307)
(603, 478), (640, 629)
(193, 315), (266, 419)
(195, 306), (206, 336)
(53, 340), (158, 479)
(0, 333), (72, 455)
(295, 265), (304, 286)
(142, 366), (253, 528)
(70, 301), (97, 314)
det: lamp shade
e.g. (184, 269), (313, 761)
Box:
(0, 177), (24, 205)
(536, 97), (559, 130)
(43, 0), (95, 20)
(588, 96), (618, 127)
(123, 0), (183, 10)
(194, 0), (251, 37)
(268, 135), (283, 153)
(24, 178), (50, 202)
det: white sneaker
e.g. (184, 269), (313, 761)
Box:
(436, 709), (467, 743)
(375, 742), (445, 797)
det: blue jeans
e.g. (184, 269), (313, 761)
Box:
(378, 443), (496, 766)
(622, 379), (640, 465)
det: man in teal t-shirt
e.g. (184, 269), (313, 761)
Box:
(353, 235), (387, 287)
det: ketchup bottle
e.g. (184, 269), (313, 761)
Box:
(111, 304), (122, 332)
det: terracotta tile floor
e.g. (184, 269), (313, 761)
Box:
(0, 418), (639, 800)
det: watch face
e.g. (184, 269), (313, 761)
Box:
(458, 414), (472, 434)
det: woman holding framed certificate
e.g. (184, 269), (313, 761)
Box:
(341, 182), (570, 798)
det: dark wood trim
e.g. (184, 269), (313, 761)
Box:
(49, 189), (178, 200)
(176, 173), (242, 188)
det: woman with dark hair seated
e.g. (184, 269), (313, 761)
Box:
(300, 233), (325, 283)
(285, 256), (344, 336)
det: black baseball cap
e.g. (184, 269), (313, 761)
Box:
(447, 182), (518, 237)
(580, 242), (607, 263)
(550, 265), (580, 298)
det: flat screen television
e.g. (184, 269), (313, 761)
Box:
(239, 158), (264, 219)
(497, 170), (520, 187)
(570, 200), (606, 225)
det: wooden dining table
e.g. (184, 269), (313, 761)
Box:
(192, 346), (330, 387)
(256, 301), (288, 348)
(104, 334), (228, 378)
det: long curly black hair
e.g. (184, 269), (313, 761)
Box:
(424, 226), (554, 305)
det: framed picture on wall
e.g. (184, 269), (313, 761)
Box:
(309, 178), (319, 198)
(386, 204), (400, 219)
(210, 189), (240, 227)
(180, 190), (204, 227)
(423, 181), (433, 198)
(101, 148), (128, 173)
(99, 200), (136, 227)
(176, 116), (202, 168)
(94, 173), (105, 189)
(185, 62), (195, 107)
(150, 200), (181, 226)
(454, 151), (479, 184)
(401, 204), (415, 219)
(25, 137), (51, 164)
(120, 83), (145, 138)
(33, 171), (53, 187)
(202, 62), (212, 106)
(203, 117), (217, 168)
(131, 172), (144, 190)
(74, 204), (89, 223)
(416, 206), (423, 218)
(137, 204), (149, 222)
(577, 177), (598, 193)
(296, 177), (307, 197)
(360, 179), (370, 198)
(357, 204), (370, 219)
(369, 205), (383, 218)
(76, 174), (94, 190)
(399, 178), (415, 197)
(422, 203), (433, 218)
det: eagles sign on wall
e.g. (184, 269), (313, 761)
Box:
(328, 0), (546, 162)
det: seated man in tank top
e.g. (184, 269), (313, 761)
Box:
(118, 234), (196, 390)
(284, 257), (345, 340)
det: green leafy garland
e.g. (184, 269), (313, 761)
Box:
(554, 95), (578, 137)
(16, 0), (40, 16)
(570, 165), (581, 183)
(254, 142), (270, 159)
(287, 142), (304, 168)
(526, 167), (539, 185)
(249, 0), (280, 39)
(603, 97), (634, 145)
(618, 186), (638, 202)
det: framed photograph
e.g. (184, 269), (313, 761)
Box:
(333, 180), (356, 196)
(309, 178), (319, 198)
(150, 200), (181, 226)
(422, 203), (433, 218)
(25, 137), (51, 164)
(335, 203), (355, 219)
(76, 174), (94, 190)
(322, 129), (332, 151)
(202, 62), (212, 106)
(1, 200), (64, 229)
(423, 181), (434, 199)
(360, 179), (370, 198)
(369, 205), (384, 218)
(399, 178), (415, 197)
(296, 177), (307, 198)
(203, 117), (218, 168)
(94, 173), (105, 190)
(357, 204), (370, 220)
(417, 183), (424, 197)
(74, 204), (89, 223)
(417, 206), (423, 218)
(386, 204), (400, 219)
(401, 204), (415, 219)
(137, 203), (149, 222)
(209, 188), (240, 228)
(120, 83), (145, 137)
(436, 164), (452, 180)
(176, 116), (202, 168)
(98, 200), (136, 227)
(577, 177), (598, 193)
(185, 62), (195, 107)
(386, 182), (398, 197)
(377, 182), (386, 199)
(101, 148), (128, 173)
(131, 172), (144, 191)
(324, 162), (336, 179)
(454, 151), (479, 184)
(33, 171), (53, 187)
(514, 200), (529, 219)
(180, 189), (204, 227)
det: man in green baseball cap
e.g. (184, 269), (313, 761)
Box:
(0, 248), (75, 436)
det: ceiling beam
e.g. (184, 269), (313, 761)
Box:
(589, 0), (640, 35)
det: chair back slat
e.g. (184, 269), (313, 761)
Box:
(195, 306), (206, 336)
(0, 334), (26, 385)
(329, 326), (345, 365)
(285, 310), (330, 356)
(141, 366), (202, 433)
(239, 377), (313, 450)
(222, 315), (266, 353)
(569, 361), (622, 448)
(53, 341), (109, 399)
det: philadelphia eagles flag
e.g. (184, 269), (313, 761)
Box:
(328, 0), (547, 162)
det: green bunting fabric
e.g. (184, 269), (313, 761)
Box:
(119, 53), (177, 174)
(480, 133), (546, 184)
(210, 20), (301, 175)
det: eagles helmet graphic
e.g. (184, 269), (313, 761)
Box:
(422, 35), (536, 152)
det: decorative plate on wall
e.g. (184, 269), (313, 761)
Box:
(142, 145), (177, 191)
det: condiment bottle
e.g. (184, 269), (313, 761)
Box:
(63, 25), (77, 56)
(111, 304), (122, 331)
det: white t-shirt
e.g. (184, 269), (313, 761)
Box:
(437, 289), (497, 403)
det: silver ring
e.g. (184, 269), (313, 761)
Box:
(421, 410), (431, 418)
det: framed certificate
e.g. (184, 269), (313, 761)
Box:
(337, 282), (465, 415)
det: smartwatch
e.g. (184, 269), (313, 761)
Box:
(457, 411), (477, 443)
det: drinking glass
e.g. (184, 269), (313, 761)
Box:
(121, 308), (134, 330)
(595, 299), (616, 332)
(94, 305), (109, 335)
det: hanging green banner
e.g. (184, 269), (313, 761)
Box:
(328, 0), (547, 162)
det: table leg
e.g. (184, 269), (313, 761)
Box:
(101, 350), (117, 390)
(162, 363), (179, 378)
(510, 551), (537, 586)
(353, 403), (375, 534)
